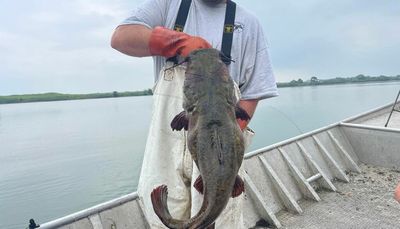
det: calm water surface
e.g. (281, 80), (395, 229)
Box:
(0, 82), (399, 229)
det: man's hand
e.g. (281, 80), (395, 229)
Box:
(149, 26), (211, 58)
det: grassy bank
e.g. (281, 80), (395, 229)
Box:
(0, 90), (153, 104)
(2, 75), (399, 105)
(277, 74), (400, 88)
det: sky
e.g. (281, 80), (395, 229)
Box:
(0, 0), (399, 95)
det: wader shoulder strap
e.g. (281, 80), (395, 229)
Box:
(167, 0), (192, 63)
(168, 0), (236, 65)
(221, 0), (236, 65)
(174, 0), (192, 32)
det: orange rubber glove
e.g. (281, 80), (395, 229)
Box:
(149, 26), (211, 58)
(395, 183), (400, 203)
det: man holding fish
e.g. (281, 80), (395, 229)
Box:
(111, 0), (278, 228)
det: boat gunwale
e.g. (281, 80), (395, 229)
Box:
(340, 122), (400, 134)
(245, 101), (395, 159)
(39, 192), (139, 229)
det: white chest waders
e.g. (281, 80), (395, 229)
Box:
(138, 63), (193, 228)
(138, 62), (254, 228)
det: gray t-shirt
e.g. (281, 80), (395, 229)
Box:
(120, 0), (278, 100)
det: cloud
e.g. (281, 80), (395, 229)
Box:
(0, 0), (399, 95)
(75, 0), (129, 19)
(0, 0), (154, 95)
(245, 0), (400, 79)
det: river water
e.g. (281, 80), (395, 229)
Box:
(0, 82), (399, 229)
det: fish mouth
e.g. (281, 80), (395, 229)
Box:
(185, 49), (228, 80)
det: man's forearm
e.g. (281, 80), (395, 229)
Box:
(111, 25), (211, 59)
(239, 99), (258, 119)
(111, 25), (152, 57)
(237, 99), (258, 130)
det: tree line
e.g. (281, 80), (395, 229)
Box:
(0, 89), (153, 104)
(277, 75), (400, 88)
(1, 74), (399, 104)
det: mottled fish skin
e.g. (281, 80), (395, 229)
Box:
(151, 49), (247, 229)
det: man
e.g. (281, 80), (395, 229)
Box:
(111, 0), (278, 228)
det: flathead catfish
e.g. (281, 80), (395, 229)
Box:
(151, 48), (250, 229)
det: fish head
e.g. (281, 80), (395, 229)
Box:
(185, 48), (230, 83)
(183, 48), (236, 114)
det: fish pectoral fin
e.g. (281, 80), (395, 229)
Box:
(235, 105), (250, 121)
(195, 175), (244, 197)
(170, 111), (189, 131)
(232, 175), (245, 198)
(193, 175), (204, 194)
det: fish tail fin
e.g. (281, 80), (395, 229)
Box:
(150, 185), (173, 226)
(150, 185), (188, 229)
(151, 185), (221, 229)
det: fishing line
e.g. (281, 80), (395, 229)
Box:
(267, 105), (304, 134)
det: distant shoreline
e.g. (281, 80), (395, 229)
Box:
(0, 90), (153, 105)
(277, 74), (400, 88)
(1, 75), (399, 104)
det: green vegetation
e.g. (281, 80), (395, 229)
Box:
(0, 89), (153, 104)
(1, 74), (399, 104)
(277, 75), (400, 88)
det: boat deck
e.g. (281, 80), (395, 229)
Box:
(268, 103), (400, 229)
(274, 164), (400, 229)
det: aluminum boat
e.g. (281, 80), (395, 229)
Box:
(39, 101), (400, 229)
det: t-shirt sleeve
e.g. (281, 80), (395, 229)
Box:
(119, 0), (168, 28)
(239, 19), (278, 100)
